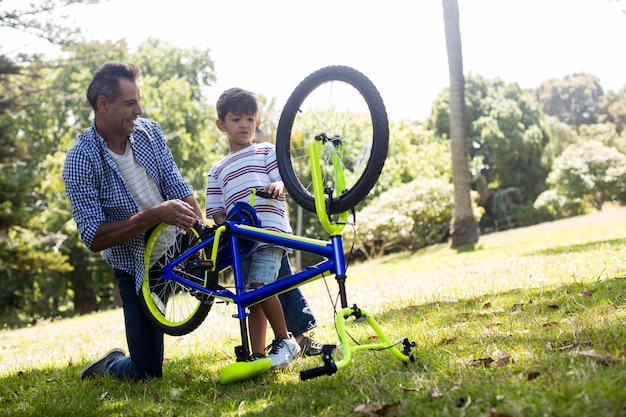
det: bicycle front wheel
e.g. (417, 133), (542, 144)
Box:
(140, 223), (214, 336)
(276, 66), (389, 214)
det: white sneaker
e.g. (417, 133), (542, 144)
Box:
(266, 333), (301, 368)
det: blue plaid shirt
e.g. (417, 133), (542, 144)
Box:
(62, 118), (194, 292)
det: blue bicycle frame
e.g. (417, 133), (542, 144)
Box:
(146, 139), (414, 381)
(160, 221), (347, 315)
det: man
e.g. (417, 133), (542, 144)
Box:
(63, 62), (202, 380)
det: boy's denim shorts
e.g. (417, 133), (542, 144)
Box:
(240, 246), (285, 288)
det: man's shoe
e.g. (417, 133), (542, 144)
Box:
(266, 334), (301, 368)
(299, 335), (324, 356)
(80, 348), (126, 379)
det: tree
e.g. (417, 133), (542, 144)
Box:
(473, 87), (549, 203)
(428, 74), (551, 223)
(442, 0), (479, 248)
(536, 73), (604, 129)
(132, 38), (220, 192)
(0, 0), (104, 321)
(599, 89), (626, 134)
(541, 115), (579, 170)
(545, 141), (626, 211)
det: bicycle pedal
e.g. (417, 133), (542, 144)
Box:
(187, 258), (214, 273)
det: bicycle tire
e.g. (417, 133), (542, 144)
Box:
(276, 65), (389, 214)
(140, 223), (214, 336)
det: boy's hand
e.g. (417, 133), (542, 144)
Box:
(263, 181), (285, 199)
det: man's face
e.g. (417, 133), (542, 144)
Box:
(100, 78), (143, 137)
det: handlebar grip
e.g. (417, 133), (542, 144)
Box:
(299, 362), (337, 380)
(254, 188), (273, 199)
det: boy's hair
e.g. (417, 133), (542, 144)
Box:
(216, 88), (259, 121)
(87, 62), (141, 110)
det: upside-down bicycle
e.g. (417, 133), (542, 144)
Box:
(139, 65), (415, 383)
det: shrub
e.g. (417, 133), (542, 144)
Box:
(533, 188), (587, 219)
(354, 179), (454, 259)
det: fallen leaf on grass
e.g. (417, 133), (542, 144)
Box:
(546, 340), (590, 351)
(578, 289), (596, 297)
(467, 351), (513, 367)
(154, 392), (160, 404)
(575, 349), (619, 365)
(527, 371), (541, 380)
(440, 336), (459, 345)
(489, 410), (513, 417)
(468, 357), (494, 367)
(455, 396), (471, 408)
(430, 386), (443, 398)
(577, 349), (604, 359)
(398, 384), (421, 391)
(353, 401), (400, 415)
(495, 351), (512, 366)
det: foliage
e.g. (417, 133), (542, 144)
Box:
(354, 178), (454, 259)
(427, 74), (551, 206)
(288, 122), (452, 266)
(544, 140), (626, 211)
(132, 38), (221, 192)
(533, 188), (587, 220)
(599, 89), (626, 133)
(536, 72), (604, 128)
(578, 122), (626, 154)
(0, 0), (99, 48)
(540, 115), (579, 169)
(0, 0), (105, 320)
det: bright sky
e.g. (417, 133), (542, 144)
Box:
(3, 0), (625, 121)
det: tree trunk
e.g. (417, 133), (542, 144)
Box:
(442, 0), (479, 248)
(71, 275), (98, 313)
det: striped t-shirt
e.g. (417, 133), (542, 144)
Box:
(205, 142), (292, 238)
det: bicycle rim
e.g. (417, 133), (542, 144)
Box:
(141, 223), (213, 336)
(276, 65), (389, 214)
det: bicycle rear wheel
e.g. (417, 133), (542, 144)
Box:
(140, 223), (214, 336)
(276, 66), (389, 214)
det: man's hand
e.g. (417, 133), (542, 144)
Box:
(157, 199), (199, 229)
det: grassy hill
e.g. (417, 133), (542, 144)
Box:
(2, 206), (626, 416)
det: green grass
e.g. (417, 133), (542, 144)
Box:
(2, 207), (626, 416)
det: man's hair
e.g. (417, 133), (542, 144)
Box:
(87, 62), (141, 110)
(216, 88), (259, 121)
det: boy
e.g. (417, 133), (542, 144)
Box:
(205, 88), (300, 367)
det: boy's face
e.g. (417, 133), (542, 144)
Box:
(216, 112), (259, 152)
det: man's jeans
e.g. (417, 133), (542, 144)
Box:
(104, 269), (164, 380)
